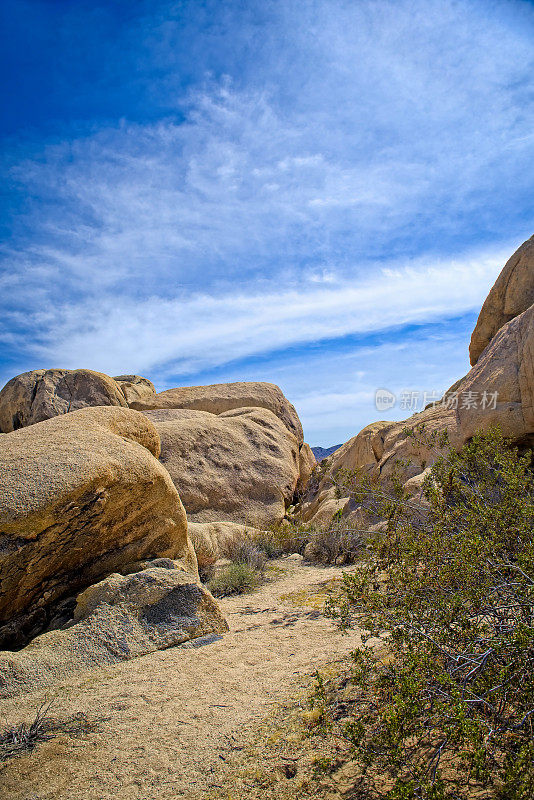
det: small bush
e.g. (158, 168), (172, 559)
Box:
(223, 539), (268, 571)
(208, 561), (262, 597)
(303, 519), (365, 565)
(0, 703), (54, 761)
(252, 518), (365, 565)
(252, 522), (313, 557)
(319, 429), (534, 799)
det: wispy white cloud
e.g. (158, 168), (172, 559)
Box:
(1, 0), (533, 441)
(3, 0), (533, 303)
(24, 246), (505, 378)
(199, 319), (478, 444)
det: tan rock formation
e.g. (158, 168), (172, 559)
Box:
(131, 380), (304, 443)
(325, 420), (395, 475)
(297, 408), (459, 525)
(469, 235), (534, 365)
(0, 406), (196, 649)
(297, 421), (396, 523)
(143, 407), (299, 528)
(298, 489), (348, 524)
(458, 304), (534, 444)
(114, 374), (157, 405)
(0, 368), (127, 432)
(0, 565), (227, 698)
(377, 405), (460, 480)
(298, 236), (534, 525)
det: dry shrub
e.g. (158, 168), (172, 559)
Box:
(252, 519), (364, 565)
(223, 539), (268, 571)
(251, 522), (312, 558)
(302, 521), (364, 565)
(0, 703), (54, 761)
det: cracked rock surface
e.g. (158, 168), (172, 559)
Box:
(0, 565), (227, 698)
(0, 368), (128, 432)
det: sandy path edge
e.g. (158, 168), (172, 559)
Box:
(0, 558), (364, 800)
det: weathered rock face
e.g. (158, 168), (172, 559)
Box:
(114, 374), (156, 405)
(298, 421), (397, 524)
(298, 488), (348, 525)
(296, 442), (317, 496)
(0, 406), (196, 649)
(458, 304), (534, 444)
(143, 407), (300, 528)
(130, 380), (304, 444)
(326, 421), (395, 475)
(0, 565), (227, 698)
(469, 235), (534, 365)
(378, 405), (460, 479)
(298, 403), (467, 524)
(0, 368), (128, 433)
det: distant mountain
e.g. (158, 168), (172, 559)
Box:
(311, 444), (342, 462)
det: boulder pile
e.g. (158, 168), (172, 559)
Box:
(0, 370), (311, 692)
(129, 380), (304, 443)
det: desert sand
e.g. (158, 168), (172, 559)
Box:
(0, 557), (363, 800)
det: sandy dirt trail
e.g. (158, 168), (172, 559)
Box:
(0, 558), (363, 800)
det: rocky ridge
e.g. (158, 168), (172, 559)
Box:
(298, 236), (534, 525)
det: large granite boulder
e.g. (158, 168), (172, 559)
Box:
(458, 304), (534, 444)
(114, 374), (157, 405)
(143, 407), (300, 528)
(130, 380), (304, 444)
(469, 235), (534, 365)
(0, 368), (127, 432)
(0, 565), (227, 698)
(0, 406), (196, 649)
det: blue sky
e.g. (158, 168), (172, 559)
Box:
(1, 0), (533, 444)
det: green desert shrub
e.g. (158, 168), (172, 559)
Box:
(208, 561), (262, 597)
(317, 429), (534, 799)
(207, 538), (268, 596)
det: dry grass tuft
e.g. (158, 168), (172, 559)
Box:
(0, 702), (54, 761)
